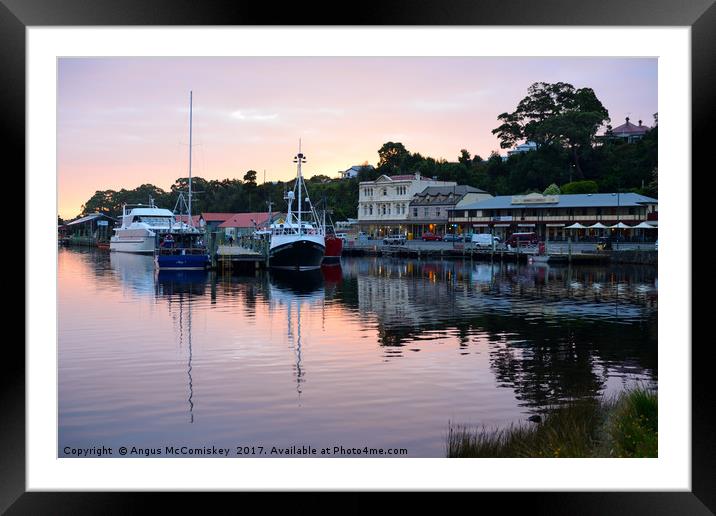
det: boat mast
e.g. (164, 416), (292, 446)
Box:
(293, 139), (306, 235)
(188, 91), (194, 227)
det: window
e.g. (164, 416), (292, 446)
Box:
(413, 208), (418, 217)
(424, 208), (429, 217)
(369, 205), (373, 215)
(383, 188), (387, 196)
(436, 209), (441, 218)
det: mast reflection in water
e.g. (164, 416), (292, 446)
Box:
(59, 248), (656, 457)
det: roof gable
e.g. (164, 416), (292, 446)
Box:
(218, 212), (276, 228)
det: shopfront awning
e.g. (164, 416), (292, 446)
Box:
(589, 222), (608, 229)
(472, 224), (489, 227)
(546, 223), (565, 227)
(610, 222), (632, 229)
(518, 224), (535, 227)
(494, 224), (511, 227)
(565, 222), (587, 229)
(633, 221), (658, 229)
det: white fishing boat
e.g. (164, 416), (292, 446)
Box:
(268, 143), (325, 270)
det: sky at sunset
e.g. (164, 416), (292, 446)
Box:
(58, 57), (657, 219)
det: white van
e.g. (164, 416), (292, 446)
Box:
(471, 233), (501, 248)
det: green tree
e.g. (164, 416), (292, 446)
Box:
(243, 169), (258, 185)
(561, 180), (599, 195)
(377, 142), (410, 175)
(543, 183), (561, 195)
(492, 82), (610, 179)
(458, 149), (472, 166)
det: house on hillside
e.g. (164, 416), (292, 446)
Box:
(597, 116), (653, 145)
(340, 164), (374, 179)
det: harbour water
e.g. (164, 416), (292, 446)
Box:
(58, 248), (657, 458)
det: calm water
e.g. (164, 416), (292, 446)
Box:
(58, 248), (657, 457)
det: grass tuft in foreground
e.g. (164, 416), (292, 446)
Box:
(447, 387), (657, 458)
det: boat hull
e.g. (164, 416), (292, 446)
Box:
(322, 235), (343, 264)
(110, 237), (156, 254)
(269, 239), (325, 271)
(530, 255), (550, 263)
(155, 253), (211, 270)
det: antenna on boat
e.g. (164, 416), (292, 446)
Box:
(293, 139), (307, 234)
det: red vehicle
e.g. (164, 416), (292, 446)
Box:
(421, 232), (442, 241)
(505, 232), (539, 249)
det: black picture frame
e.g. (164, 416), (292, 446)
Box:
(5, 0), (711, 512)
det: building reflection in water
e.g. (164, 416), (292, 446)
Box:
(106, 248), (656, 419)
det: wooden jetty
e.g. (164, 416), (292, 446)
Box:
(341, 241), (621, 265)
(209, 233), (269, 272)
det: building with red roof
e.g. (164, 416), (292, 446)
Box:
(218, 212), (284, 236)
(599, 116), (653, 144)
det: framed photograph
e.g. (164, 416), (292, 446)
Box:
(8, 0), (711, 512)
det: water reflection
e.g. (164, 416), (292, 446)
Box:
(154, 270), (210, 424)
(59, 249), (657, 456)
(268, 269), (325, 402)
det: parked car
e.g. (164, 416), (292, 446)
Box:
(471, 233), (501, 248)
(421, 232), (442, 241)
(442, 233), (466, 242)
(383, 234), (407, 245)
(504, 232), (539, 250)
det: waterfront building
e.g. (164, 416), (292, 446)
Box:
(408, 185), (493, 238)
(335, 218), (359, 232)
(340, 164), (374, 179)
(218, 211), (284, 237)
(174, 213), (236, 231)
(200, 213), (236, 231)
(63, 212), (118, 245)
(357, 172), (456, 237)
(449, 192), (658, 241)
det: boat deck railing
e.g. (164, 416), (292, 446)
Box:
(156, 246), (209, 256)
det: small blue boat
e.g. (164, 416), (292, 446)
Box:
(155, 232), (210, 270)
(155, 250), (210, 270)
